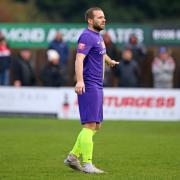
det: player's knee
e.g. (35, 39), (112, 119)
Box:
(95, 124), (101, 131)
(83, 122), (97, 130)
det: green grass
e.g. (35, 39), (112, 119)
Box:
(0, 117), (180, 180)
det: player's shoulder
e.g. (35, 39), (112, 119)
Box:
(80, 29), (96, 39)
(78, 29), (95, 44)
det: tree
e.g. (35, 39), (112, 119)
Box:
(6, 0), (180, 23)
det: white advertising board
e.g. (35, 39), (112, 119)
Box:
(0, 87), (60, 114)
(0, 87), (179, 121)
(103, 88), (180, 121)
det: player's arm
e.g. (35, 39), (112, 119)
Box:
(104, 54), (119, 67)
(75, 53), (86, 95)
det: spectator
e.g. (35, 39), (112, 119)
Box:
(103, 32), (119, 86)
(152, 47), (175, 88)
(49, 32), (69, 67)
(0, 36), (11, 85)
(0, 31), (4, 39)
(124, 34), (146, 63)
(11, 49), (36, 87)
(49, 32), (69, 84)
(114, 48), (140, 87)
(40, 49), (65, 87)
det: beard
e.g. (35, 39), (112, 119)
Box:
(93, 23), (105, 32)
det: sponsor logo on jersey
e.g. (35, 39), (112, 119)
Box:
(78, 43), (85, 50)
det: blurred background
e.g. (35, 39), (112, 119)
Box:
(0, 0), (180, 87)
(0, 0), (180, 119)
(1, 2), (180, 178)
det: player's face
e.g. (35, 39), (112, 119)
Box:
(92, 10), (106, 32)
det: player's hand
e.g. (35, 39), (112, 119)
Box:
(75, 81), (85, 95)
(109, 60), (119, 67)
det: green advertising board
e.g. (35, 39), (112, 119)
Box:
(0, 23), (179, 48)
(0, 23), (85, 48)
(151, 28), (180, 45)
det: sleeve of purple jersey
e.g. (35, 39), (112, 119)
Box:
(77, 34), (93, 55)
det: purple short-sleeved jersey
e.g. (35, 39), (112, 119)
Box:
(77, 28), (106, 124)
(77, 28), (106, 89)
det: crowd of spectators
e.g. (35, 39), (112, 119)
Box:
(0, 31), (179, 88)
(0, 32), (11, 85)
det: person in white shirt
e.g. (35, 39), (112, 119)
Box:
(152, 47), (175, 88)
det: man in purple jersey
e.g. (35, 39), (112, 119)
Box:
(64, 7), (119, 174)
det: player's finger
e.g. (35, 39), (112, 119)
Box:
(79, 88), (83, 94)
(112, 61), (119, 67)
(82, 86), (85, 93)
(76, 87), (83, 95)
(75, 87), (79, 94)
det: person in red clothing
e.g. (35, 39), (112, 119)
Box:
(0, 36), (11, 85)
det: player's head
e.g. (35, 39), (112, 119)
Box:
(85, 7), (106, 32)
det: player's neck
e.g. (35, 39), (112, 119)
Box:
(88, 26), (100, 33)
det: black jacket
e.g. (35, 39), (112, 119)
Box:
(40, 63), (65, 87)
(114, 59), (141, 87)
(11, 56), (36, 86)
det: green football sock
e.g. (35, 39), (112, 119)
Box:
(93, 130), (97, 136)
(70, 129), (83, 158)
(70, 128), (95, 163)
(80, 128), (94, 163)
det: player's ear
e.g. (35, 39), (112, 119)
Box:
(88, 18), (93, 25)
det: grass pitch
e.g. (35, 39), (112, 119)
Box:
(0, 117), (180, 180)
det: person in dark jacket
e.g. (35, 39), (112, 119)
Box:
(0, 36), (11, 85)
(48, 32), (69, 67)
(103, 32), (120, 87)
(49, 32), (69, 84)
(114, 47), (141, 87)
(124, 34), (146, 64)
(11, 49), (36, 87)
(40, 49), (65, 87)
